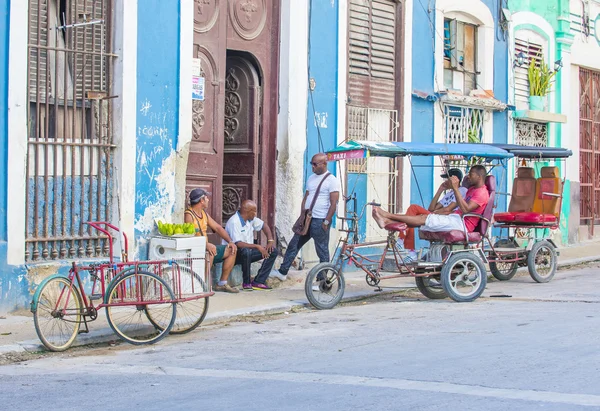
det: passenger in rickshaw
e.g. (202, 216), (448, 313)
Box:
(372, 165), (489, 237)
(397, 168), (471, 250)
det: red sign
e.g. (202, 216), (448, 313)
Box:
(327, 150), (366, 161)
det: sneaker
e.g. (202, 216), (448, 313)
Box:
(242, 283), (253, 291)
(269, 269), (287, 281)
(251, 282), (272, 291)
(214, 284), (239, 293)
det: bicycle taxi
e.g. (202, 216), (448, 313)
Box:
(304, 140), (571, 310)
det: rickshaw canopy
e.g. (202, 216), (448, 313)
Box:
(488, 144), (573, 159)
(326, 140), (514, 161)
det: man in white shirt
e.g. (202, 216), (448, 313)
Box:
(224, 200), (277, 291)
(271, 153), (341, 281)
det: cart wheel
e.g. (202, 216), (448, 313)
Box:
(305, 263), (345, 310)
(489, 239), (519, 281)
(33, 277), (83, 352)
(106, 271), (176, 345)
(441, 253), (487, 302)
(415, 276), (447, 299)
(149, 266), (209, 334)
(527, 240), (557, 283)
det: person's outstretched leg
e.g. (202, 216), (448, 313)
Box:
(404, 204), (431, 250)
(372, 207), (428, 229)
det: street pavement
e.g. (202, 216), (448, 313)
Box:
(1, 260), (600, 409)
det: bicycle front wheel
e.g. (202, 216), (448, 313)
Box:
(33, 277), (83, 352)
(105, 271), (176, 345)
(305, 263), (345, 310)
(150, 265), (209, 334)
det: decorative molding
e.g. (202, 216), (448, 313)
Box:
(515, 120), (548, 147)
(222, 186), (242, 218)
(224, 68), (242, 142)
(229, 0), (267, 40)
(194, 0), (220, 33)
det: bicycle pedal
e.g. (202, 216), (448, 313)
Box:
(78, 329), (89, 334)
(89, 294), (102, 301)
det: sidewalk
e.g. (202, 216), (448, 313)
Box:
(1, 240), (599, 356)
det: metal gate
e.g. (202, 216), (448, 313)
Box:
(26, 0), (115, 261)
(579, 68), (600, 234)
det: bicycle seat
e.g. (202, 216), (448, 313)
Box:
(384, 222), (407, 232)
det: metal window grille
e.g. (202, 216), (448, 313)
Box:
(443, 105), (484, 144)
(515, 120), (548, 147)
(346, 105), (399, 241)
(26, 0), (116, 261)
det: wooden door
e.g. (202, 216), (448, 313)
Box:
(187, 1), (227, 223)
(222, 55), (261, 222)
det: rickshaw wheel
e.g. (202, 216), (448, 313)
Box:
(489, 239), (519, 281)
(441, 253), (487, 302)
(527, 240), (557, 283)
(305, 263), (345, 310)
(415, 276), (447, 299)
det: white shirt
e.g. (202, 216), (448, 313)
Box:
(439, 186), (468, 209)
(223, 212), (264, 245)
(304, 172), (341, 219)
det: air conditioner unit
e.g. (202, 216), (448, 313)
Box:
(148, 236), (206, 277)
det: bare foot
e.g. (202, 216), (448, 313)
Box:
(372, 206), (387, 229)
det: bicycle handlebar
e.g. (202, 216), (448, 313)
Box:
(84, 222), (129, 263)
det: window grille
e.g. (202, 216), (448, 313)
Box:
(514, 120), (548, 147)
(26, 0), (115, 261)
(443, 105), (484, 144)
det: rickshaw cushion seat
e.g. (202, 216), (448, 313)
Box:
(493, 212), (518, 222)
(513, 212), (557, 224)
(419, 230), (482, 244)
(385, 222), (408, 232)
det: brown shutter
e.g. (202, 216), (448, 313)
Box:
(348, 0), (397, 109)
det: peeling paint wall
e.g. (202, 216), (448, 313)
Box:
(134, 1), (181, 259)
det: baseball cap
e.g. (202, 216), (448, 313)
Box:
(189, 188), (210, 204)
(440, 168), (463, 181)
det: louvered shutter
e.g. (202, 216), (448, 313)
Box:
(68, 0), (107, 96)
(514, 39), (543, 109)
(348, 0), (397, 109)
(28, 0), (50, 101)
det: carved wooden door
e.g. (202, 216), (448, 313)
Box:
(187, 1), (227, 224)
(222, 56), (261, 222)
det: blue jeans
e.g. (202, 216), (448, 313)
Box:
(279, 218), (330, 275)
(236, 247), (277, 285)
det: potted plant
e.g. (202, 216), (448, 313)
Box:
(527, 54), (558, 111)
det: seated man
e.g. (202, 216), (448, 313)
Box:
(373, 165), (489, 236)
(184, 188), (239, 293)
(399, 168), (469, 250)
(224, 200), (278, 291)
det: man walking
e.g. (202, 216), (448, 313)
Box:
(271, 153), (341, 281)
(224, 200), (278, 291)
(184, 188), (239, 293)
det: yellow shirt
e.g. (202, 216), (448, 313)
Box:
(185, 208), (208, 237)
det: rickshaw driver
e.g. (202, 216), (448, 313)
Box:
(372, 165), (489, 235)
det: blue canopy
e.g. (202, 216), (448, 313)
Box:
(326, 140), (514, 161)
(489, 144), (573, 159)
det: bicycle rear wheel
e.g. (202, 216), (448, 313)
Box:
(150, 265), (209, 334)
(105, 271), (176, 345)
(33, 277), (83, 352)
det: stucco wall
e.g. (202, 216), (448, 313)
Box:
(133, 1), (182, 259)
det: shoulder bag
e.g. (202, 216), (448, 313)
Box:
(292, 172), (331, 235)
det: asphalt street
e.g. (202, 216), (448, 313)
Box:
(1, 265), (600, 410)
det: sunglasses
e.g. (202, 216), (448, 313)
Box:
(310, 161), (324, 166)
